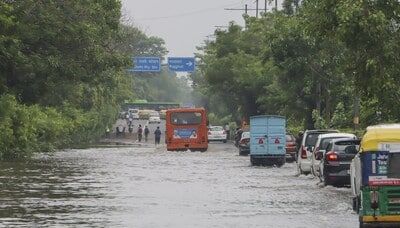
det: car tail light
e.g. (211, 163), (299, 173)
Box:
(326, 151), (338, 161)
(240, 138), (249, 144)
(223, 131), (226, 134)
(301, 146), (307, 159)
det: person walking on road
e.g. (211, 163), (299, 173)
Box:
(137, 124), (143, 142)
(224, 123), (230, 140)
(154, 126), (162, 145)
(144, 126), (150, 142)
(234, 127), (243, 147)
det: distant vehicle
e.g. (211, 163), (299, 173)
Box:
(208, 126), (227, 143)
(311, 133), (357, 177)
(149, 116), (161, 124)
(165, 108), (208, 152)
(250, 115), (286, 166)
(351, 124), (400, 228)
(159, 110), (167, 119)
(128, 108), (139, 120)
(297, 129), (339, 175)
(318, 138), (360, 186)
(238, 131), (250, 156)
(139, 109), (152, 119)
(285, 134), (297, 162)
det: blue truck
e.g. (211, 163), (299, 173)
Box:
(250, 115), (286, 166)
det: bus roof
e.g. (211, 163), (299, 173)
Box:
(166, 107), (205, 113)
(361, 124), (400, 152)
(250, 115), (285, 119)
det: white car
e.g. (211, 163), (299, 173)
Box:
(128, 108), (139, 120)
(148, 112), (161, 124)
(310, 133), (357, 177)
(208, 126), (227, 143)
(297, 129), (339, 175)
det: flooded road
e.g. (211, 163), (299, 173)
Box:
(0, 143), (357, 227)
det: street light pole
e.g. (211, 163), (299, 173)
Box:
(255, 0), (259, 18)
(265, 0), (267, 13)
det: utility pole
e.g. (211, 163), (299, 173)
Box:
(275, 0), (278, 11)
(255, 0), (259, 18)
(245, 4), (248, 15)
(264, 0), (267, 13)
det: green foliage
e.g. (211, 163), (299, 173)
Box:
(330, 102), (349, 128)
(0, 1), (171, 160)
(132, 70), (192, 104)
(207, 113), (233, 126)
(312, 109), (328, 129)
(196, 0), (400, 131)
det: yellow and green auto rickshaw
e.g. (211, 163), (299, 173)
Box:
(351, 124), (400, 227)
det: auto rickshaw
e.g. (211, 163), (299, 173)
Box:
(350, 124), (400, 227)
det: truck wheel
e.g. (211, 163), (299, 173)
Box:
(223, 140), (227, 143)
(250, 157), (256, 166)
(277, 158), (285, 167)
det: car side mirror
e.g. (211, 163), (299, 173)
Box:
(315, 151), (323, 160)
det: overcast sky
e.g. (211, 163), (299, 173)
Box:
(121, 0), (282, 57)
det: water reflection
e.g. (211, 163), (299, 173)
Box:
(0, 151), (111, 227)
(0, 145), (357, 228)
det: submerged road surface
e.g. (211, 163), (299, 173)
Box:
(0, 143), (358, 227)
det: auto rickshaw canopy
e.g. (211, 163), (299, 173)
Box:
(360, 124), (400, 152)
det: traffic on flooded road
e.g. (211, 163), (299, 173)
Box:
(2, 1), (400, 227)
(0, 143), (357, 228)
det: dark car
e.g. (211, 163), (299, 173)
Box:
(317, 138), (360, 186)
(238, 132), (250, 156)
(285, 134), (297, 162)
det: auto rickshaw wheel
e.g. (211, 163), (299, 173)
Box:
(359, 217), (364, 228)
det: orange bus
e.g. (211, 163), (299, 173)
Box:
(166, 108), (208, 152)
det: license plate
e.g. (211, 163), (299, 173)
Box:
(347, 169), (350, 174)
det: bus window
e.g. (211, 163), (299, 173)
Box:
(171, 112), (202, 125)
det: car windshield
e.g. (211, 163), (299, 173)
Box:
(305, 133), (321, 147)
(210, 126), (223, 131)
(286, 135), (294, 141)
(171, 112), (202, 125)
(334, 141), (360, 153)
(320, 137), (347, 150)
(305, 131), (337, 147)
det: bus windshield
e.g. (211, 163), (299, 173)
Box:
(171, 112), (202, 125)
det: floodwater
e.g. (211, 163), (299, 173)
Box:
(0, 143), (358, 228)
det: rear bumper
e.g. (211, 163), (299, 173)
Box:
(325, 164), (350, 184)
(167, 143), (207, 151)
(208, 138), (227, 141)
(250, 154), (285, 165)
(285, 147), (296, 154)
